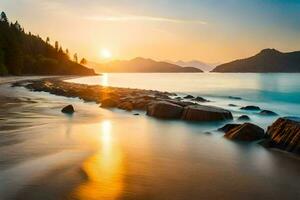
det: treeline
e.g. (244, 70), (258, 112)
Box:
(0, 12), (95, 76)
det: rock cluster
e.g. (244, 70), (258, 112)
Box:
(22, 79), (233, 123)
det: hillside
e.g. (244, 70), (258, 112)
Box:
(212, 49), (300, 73)
(90, 57), (203, 73)
(0, 12), (96, 76)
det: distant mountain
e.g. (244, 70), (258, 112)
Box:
(171, 60), (216, 72)
(212, 49), (300, 73)
(90, 57), (203, 73)
(0, 11), (96, 76)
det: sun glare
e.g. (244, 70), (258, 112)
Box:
(100, 48), (112, 59)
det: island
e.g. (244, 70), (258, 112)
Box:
(89, 57), (203, 73)
(211, 48), (300, 73)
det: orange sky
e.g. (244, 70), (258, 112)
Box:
(1, 0), (300, 64)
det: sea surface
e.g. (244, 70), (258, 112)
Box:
(0, 73), (300, 200)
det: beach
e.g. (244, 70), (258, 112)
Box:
(0, 74), (299, 200)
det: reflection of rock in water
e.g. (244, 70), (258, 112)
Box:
(71, 120), (125, 200)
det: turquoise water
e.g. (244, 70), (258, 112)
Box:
(0, 74), (299, 200)
(68, 73), (300, 127)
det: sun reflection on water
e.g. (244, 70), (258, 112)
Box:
(101, 73), (109, 86)
(72, 120), (124, 200)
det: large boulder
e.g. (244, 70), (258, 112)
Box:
(225, 123), (265, 141)
(265, 117), (300, 154)
(218, 123), (241, 133)
(100, 98), (118, 108)
(181, 105), (233, 121)
(146, 101), (184, 119)
(61, 105), (75, 114)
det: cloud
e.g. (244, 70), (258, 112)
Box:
(85, 15), (207, 25)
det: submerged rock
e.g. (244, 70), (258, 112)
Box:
(218, 123), (241, 133)
(240, 105), (261, 111)
(225, 123), (265, 141)
(193, 96), (209, 102)
(265, 117), (300, 154)
(228, 96), (242, 100)
(183, 95), (194, 99)
(61, 105), (74, 114)
(228, 104), (237, 107)
(181, 105), (233, 121)
(238, 115), (250, 121)
(260, 110), (278, 116)
(146, 101), (184, 119)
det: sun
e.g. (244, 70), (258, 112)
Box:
(100, 48), (112, 59)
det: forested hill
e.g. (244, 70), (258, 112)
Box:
(0, 12), (96, 76)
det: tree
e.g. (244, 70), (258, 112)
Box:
(55, 41), (59, 51)
(0, 12), (8, 23)
(58, 46), (63, 54)
(13, 21), (22, 31)
(65, 48), (69, 55)
(0, 11), (95, 76)
(73, 53), (78, 63)
(80, 58), (87, 65)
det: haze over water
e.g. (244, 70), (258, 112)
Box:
(0, 74), (299, 200)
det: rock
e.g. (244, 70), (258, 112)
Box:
(238, 115), (250, 121)
(265, 117), (300, 154)
(218, 124), (241, 133)
(146, 101), (184, 119)
(132, 99), (150, 110)
(100, 98), (118, 108)
(193, 96), (209, 102)
(240, 105), (261, 111)
(133, 113), (140, 116)
(183, 95), (194, 99)
(165, 99), (196, 107)
(118, 101), (133, 111)
(181, 105), (233, 121)
(260, 110), (278, 116)
(228, 104), (237, 107)
(228, 96), (242, 100)
(61, 105), (75, 114)
(225, 123), (265, 141)
(175, 97), (182, 100)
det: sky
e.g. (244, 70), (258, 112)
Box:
(1, 0), (300, 63)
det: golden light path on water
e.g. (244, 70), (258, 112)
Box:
(101, 73), (109, 86)
(72, 120), (124, 200)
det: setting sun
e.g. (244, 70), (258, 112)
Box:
(100, 48), (112, 59)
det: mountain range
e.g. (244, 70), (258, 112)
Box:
(170, 60), (217, 72)
(212, 49), (300, 72)
(90, 57), (203, 73)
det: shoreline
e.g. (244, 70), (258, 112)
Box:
(12, 77), (300, 156)
(0, 76), (299, 200)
